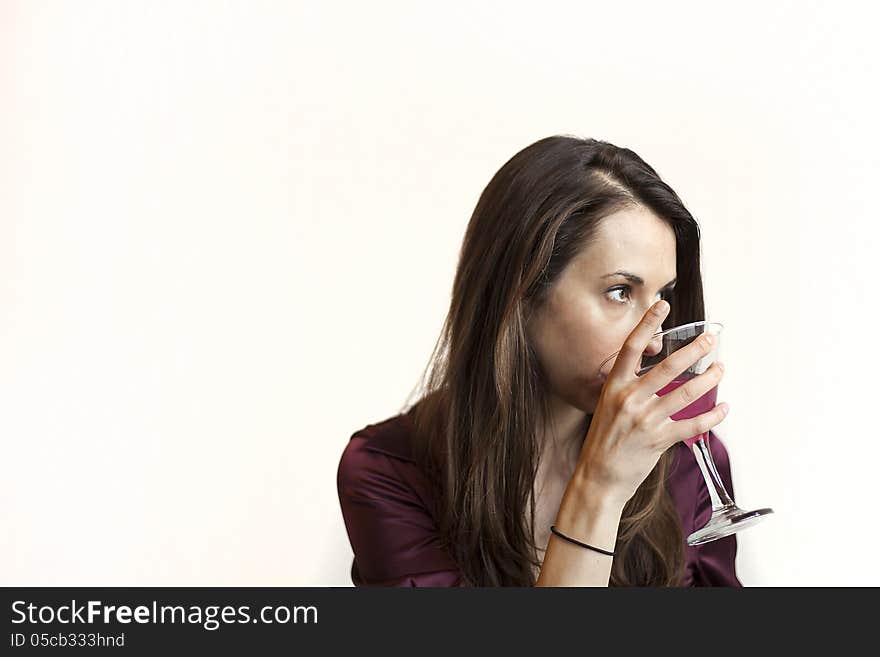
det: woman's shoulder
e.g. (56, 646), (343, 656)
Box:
(342, 407), (418, 465)
(336, 406), (459, 585)
(336, 406), (436, 510)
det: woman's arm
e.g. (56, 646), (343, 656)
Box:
(337, 436), (464, 586)
(535, 471), (624, 587)
(536, 300), (727, 586)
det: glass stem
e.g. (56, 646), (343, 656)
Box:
(692, 433), (736, 513)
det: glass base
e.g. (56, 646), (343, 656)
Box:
(686, 505), (774, 546)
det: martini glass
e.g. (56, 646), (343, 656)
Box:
(598, 321), (773, 546)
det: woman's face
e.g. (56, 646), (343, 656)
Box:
(526, 204), (678, 415)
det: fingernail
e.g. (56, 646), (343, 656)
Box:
(704, 334), (715, 345)
(654, 300), (668, 315)
(720, 403), (729, 415)
(716, 361), (724, 372)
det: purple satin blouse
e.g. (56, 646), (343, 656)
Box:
(337, 406), (742, 587)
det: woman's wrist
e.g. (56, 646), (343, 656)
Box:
(555, 471), (625, 543)
(535, 472), (624, 585)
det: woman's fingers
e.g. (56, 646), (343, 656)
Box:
(611, 300), (669, 382)
(650, 361), (725, 422)
(635, 330), (717, 402)
(658, 398), (729, 449)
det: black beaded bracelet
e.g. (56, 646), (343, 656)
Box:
(550, 525), (616, 557)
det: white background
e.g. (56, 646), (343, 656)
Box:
(2, 0), (877, 586)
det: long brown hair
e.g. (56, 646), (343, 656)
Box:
(402, 135), (705, 586)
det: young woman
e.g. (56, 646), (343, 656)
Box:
(337, 135), (741, 586)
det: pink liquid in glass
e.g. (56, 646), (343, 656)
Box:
(655, 378), (718, 448)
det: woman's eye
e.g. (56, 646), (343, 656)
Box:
(607, 286), (667, 305)
(607, 286), (631, 304)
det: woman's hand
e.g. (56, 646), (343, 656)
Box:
(573, 300), (728, 509)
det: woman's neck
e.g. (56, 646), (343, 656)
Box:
(537, 393), (590, 469)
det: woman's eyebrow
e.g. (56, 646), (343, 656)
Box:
(602, 271), (677, 288)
